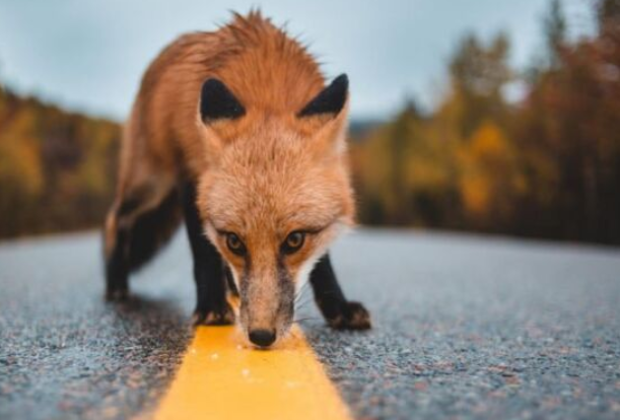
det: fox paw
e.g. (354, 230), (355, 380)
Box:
(192, 303), (235, 326)
(327, 301), (372, 330)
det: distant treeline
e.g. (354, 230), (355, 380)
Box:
(1, 0), (619, 245)
(0, 87), (120, 238)
(352, 0), (620, 245)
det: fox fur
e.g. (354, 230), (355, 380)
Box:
(104, 10), (370, 348)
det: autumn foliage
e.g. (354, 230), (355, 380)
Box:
(0, 0), (618, 244)
(352, 0), (620, 245)
(0, 88), (119, 238)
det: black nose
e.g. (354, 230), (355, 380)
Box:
(249, 329), (276, 347)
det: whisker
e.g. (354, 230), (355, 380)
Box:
(294, 280), (311, 304)
(294, 316), (322, 324)
(294, 296), (313, 311)
(289, 328), (303, 340)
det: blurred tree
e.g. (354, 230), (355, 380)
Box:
(0, 107), (44, 236)
(545, 0), (567, 69)
(514, 0), (620, 242)
(0, 84), (120, 238)
(2, 0), (619, 245)
(387, 101), (422, 225)
(353, 0), (620, 244)
(598, 0), (620, 32)
(458, 121), (525, 230)
(448, 33), (512, 137)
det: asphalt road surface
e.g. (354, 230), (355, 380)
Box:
(1, 229), (619, 419)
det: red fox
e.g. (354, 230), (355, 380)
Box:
(104, 11), (371, 348)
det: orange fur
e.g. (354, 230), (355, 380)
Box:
(106, 11), (356, 342)
(118, 11), (327, 187)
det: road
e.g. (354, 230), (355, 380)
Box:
(1, 229), (619, 419)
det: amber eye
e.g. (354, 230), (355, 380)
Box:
(226, 233), (246, 256)
(282, 231), (306, 254)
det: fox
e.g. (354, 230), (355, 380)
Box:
(103, 10), (371, 348)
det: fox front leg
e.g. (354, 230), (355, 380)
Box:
(183, 183), (235, 325)
(309, 254), (371, 330)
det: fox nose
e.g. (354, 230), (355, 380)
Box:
(248, 329), (276, 347)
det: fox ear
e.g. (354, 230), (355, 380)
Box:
(200, 78), (245, 123)
(298, 74), (348, 118)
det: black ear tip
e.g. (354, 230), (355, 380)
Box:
(298, 73), (349, 118)
(200, 78), (245, 122)
(333, 73), (349, 89)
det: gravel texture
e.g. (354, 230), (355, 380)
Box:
(307, 230), (620, 420)
(1, 229), (620, 419)
(0, 233), (193, 420)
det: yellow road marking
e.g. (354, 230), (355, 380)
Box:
(154, 325), (352, 420)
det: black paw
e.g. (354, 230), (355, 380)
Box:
(192, 302), (235, 326)
(327, 301), (372, 330)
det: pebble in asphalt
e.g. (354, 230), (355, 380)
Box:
(1, 229), (620, 420)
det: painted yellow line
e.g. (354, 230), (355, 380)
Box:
(154, 325), (352, 420)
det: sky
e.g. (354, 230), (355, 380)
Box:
(0, 0), (594, 121)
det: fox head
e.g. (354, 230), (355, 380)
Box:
(195, 75), (354, 348)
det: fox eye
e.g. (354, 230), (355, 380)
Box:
(282, 231), (305, 254)
(226, 233), (246, 256)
